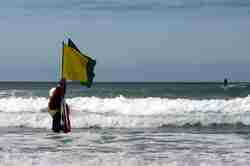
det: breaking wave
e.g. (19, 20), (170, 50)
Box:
(0, 95), (250, 129)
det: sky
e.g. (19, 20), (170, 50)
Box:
(0, 0), (250, 82)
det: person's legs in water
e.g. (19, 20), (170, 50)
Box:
(52, 111), (63, 132)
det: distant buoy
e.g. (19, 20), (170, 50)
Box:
(224, 78), (228, 87)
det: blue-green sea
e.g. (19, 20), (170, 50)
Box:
(1, 82), (250, 165)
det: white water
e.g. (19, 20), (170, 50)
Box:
(1, 129), (250, 166)
(0, 95), (250, 128)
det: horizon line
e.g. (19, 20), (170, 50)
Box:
(0, 81), (248, 84)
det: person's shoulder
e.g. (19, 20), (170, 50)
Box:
(53, 86), (62, 95)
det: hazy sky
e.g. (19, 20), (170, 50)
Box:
(1, 0), (250, 82)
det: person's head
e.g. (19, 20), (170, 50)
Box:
(58, 78), (66, 96)
(59, 78), (65, 87)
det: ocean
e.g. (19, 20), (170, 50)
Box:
(1, 0), (250, 164)
(1, 82), (250, 165)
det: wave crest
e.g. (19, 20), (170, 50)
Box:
(0, 95), (250, 128)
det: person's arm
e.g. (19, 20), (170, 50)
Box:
(59, 79), (66, 97)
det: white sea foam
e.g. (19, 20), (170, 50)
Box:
(0, 153), (225, 166)
(1, 126), (250, 166)
(0, 96), (250, 128)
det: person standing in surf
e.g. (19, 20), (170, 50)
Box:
(224, 78), (228, 87)
(48, 79), (70, 132)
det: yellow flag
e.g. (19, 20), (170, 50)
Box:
(62, 39), (96, 87)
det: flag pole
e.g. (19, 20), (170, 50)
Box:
(60, 41), (65, 130)
(62, 41), (67, 95)
(61, 41), (64, 80)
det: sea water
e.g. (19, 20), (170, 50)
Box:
(1, 82), (250, 165)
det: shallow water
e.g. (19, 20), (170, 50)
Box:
(1, 127), (250, 166)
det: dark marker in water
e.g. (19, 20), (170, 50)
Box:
(224, 78), (228, 87)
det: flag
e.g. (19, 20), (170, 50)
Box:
(62, 39), (96, 87)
